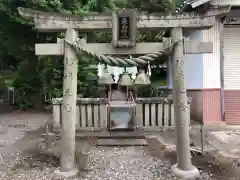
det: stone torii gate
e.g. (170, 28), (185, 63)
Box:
(18, 6), (229, 179)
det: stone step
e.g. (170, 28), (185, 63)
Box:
(97, 138), (147, 146)
(99, 131), (145, 139)
(42, 131), (145, 140)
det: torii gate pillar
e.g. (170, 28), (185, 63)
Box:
(54, 28), (79, 177)
(171, 27), (199, 178)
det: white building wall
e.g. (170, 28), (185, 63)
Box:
(211, 0), (240, 5)
(223, 26), (240, 90)
(168, 30), (204, 89)
(202, 21), (221, 89)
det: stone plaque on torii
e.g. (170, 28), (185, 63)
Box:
(18, 6), (230, 179)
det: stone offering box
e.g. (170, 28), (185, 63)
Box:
(108, 101), (136, 131)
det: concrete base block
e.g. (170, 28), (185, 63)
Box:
(54, 168), (78, 178)
(171, 164), (200, 179)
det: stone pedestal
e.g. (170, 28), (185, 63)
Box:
(54, 168), (78, 178)
(171, 164), (200, 179)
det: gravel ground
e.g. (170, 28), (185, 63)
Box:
(1, 146), (214, 180)
(0, 112), (228, 180)
(0, 112), (49, 178)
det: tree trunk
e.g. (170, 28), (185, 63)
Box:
(29, 55), (44, 111)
